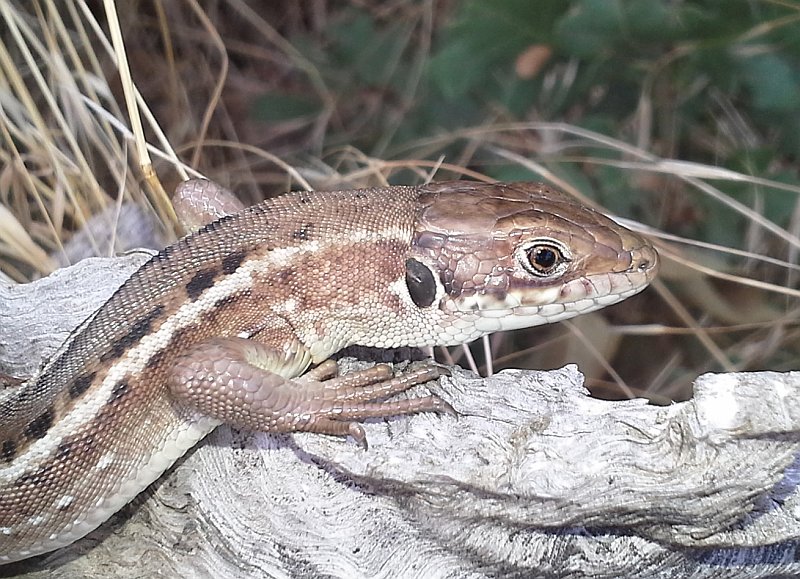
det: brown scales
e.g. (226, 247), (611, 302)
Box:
(2, 185), (424, 463)
(2, 181), (659, 562)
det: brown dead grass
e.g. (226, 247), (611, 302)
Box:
(1, 0), (798, 402)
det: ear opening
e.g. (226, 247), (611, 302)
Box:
(404, 258), (437, 308)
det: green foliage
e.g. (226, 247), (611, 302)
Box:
(427, 0), (567, 99)
(252, 94), (323, 121)
(252, 0), (800, 242)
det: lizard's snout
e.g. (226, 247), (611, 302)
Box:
(628, 243), (659, 281)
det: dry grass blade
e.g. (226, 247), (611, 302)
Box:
(0, 1), (797, 403)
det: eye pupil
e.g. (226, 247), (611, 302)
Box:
(525, 244), (565, 275)
(533, 247), (557, 268)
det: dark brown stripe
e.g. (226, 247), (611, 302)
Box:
(102, 304), (166, 361)
(108, 379), (130, 404)
(292, 223), (314, 241)
(14, 462), (54, 489)
(56, 441), (73, 459)
(186, 268), (218, 300)
(12, 432), (97, 491)
(222, 250), (247, 274)
(68, 372), (96, 399)
(145, 348), (168, 370)
(276, 267), (296, 284)
(1, 439), (16, 462)
(126, 305), (166, 345)
(24, 407), (54, 441)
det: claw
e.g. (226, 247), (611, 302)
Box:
(434, 365), (452, 378)
(432, 397), (457, 418)
(348, 423), (368, 450)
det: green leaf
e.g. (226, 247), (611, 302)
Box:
(737, 53), (800, 113)
(555, 0), (624, 57)
(429, 0), (569, 98)
(251, 93), (322, 122)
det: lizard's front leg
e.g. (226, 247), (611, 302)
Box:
(168, 179), (454, 446)
(168, 336), (452, 447)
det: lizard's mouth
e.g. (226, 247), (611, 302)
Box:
(475, 275), (650, 333)
(440, 246), (658, 334)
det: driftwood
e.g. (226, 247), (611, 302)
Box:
(3, 255), (800, 579)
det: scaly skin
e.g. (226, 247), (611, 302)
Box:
(0, 180), (658, 563)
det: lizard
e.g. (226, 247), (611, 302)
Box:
(0, 179), (659, 563)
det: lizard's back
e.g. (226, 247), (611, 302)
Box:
(0, 185), (422, 562)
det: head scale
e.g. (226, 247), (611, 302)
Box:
(404, 181), (659, 335)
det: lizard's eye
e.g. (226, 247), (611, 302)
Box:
(518, 240), (571, 278)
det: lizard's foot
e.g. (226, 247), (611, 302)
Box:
(169, 337), (454, 448)
(297, 361), (454, 448)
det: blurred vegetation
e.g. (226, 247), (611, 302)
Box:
(2, 0), (800, 400)
(254, 0), (800, 240)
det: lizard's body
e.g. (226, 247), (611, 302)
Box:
(0, 180), (658, 563)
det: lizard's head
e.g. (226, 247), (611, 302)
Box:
(404, 181), (659, 341)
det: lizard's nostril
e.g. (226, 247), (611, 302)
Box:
(629, 245), (659, 278)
